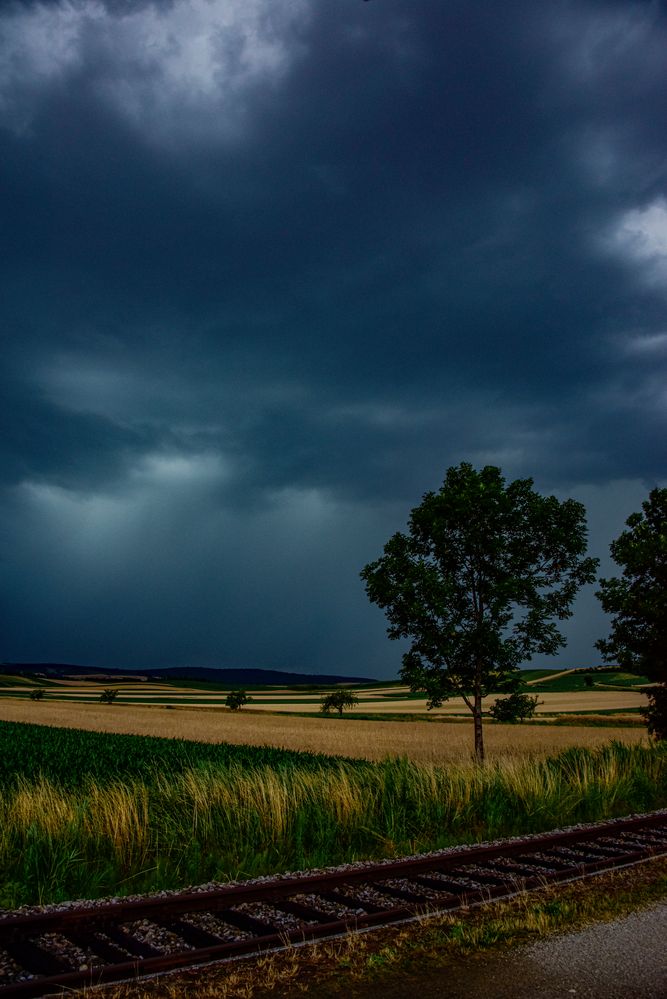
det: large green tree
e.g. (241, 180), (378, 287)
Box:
(596, 487), (667, 739)
(361, 463), (598, 761)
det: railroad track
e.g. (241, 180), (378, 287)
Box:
(1, 811), (666, 998)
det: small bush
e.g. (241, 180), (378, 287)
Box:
(320, 689), (359, 717)
(225, 689), (251, 711)
(489, 692), (540, 724)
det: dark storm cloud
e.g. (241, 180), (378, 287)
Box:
(1, 0), (665, 672)
(0, 382), (153, 491)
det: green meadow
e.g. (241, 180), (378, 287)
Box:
(0, 720), (665, 909)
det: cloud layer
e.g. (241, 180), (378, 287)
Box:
(1, 0), (665, 675)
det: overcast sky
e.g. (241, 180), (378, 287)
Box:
(1, 0), (665, 678)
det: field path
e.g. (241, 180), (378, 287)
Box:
(524, 669), (576, 685)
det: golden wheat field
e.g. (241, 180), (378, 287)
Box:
(0, 699), (647, 763)
(226, 691), (647, 714)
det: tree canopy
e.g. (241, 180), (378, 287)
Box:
(596, 486), (667, 739)
(320, 689), (359, 717)
(225, 689), (252, 711)
(361, 463), (598, 760)
(489, 691), (540, 723)
(99, 689), (119, 704)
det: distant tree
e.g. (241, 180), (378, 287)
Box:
(29, 688), (45, 701)
(320, 688), (359, 717)
(225, 689), (251, 711)
(99, 689), (119, 704)
(489, 692), (540, 723)
(361, 463), (598, 762)
(596, 487), (667, 740)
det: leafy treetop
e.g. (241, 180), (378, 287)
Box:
(320, 689), (359, 717)
(225, 689), (252, 711)
(99, 689), (119, 704)
(596, 486), (667, 683)
(596, 487), (667, 741)
(489, 691), (540, 724)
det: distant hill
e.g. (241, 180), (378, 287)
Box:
(0, 663), (377, 687)
(152, 667), (378, 686)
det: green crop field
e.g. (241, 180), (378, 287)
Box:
(525, 669), (649, 693)
(0, 720), (665, 910)
(0, 721), (350, 790)
(0, 674), (58, 688)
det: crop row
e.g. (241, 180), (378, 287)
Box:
(0, 721), (359, 789)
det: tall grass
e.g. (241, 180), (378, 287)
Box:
(0, 741), (665, 908)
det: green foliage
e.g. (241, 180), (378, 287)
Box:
(29, 688), (45, 701)
(361, 463), (598, 759)
(489, 692), (540, 723)
(597, 487), (667, 741)
(641, 684), (667, 741)
(225, 689), (252, 711)
(99, 688), (119, 704)
(320, 688), (359, 716)
(597, 487), (666, 681)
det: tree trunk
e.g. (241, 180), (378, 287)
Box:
(473, 693), (484, 764)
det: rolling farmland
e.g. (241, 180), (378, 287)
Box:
(0, 666), (650, 766)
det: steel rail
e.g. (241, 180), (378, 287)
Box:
(1, 810), (666, 998)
